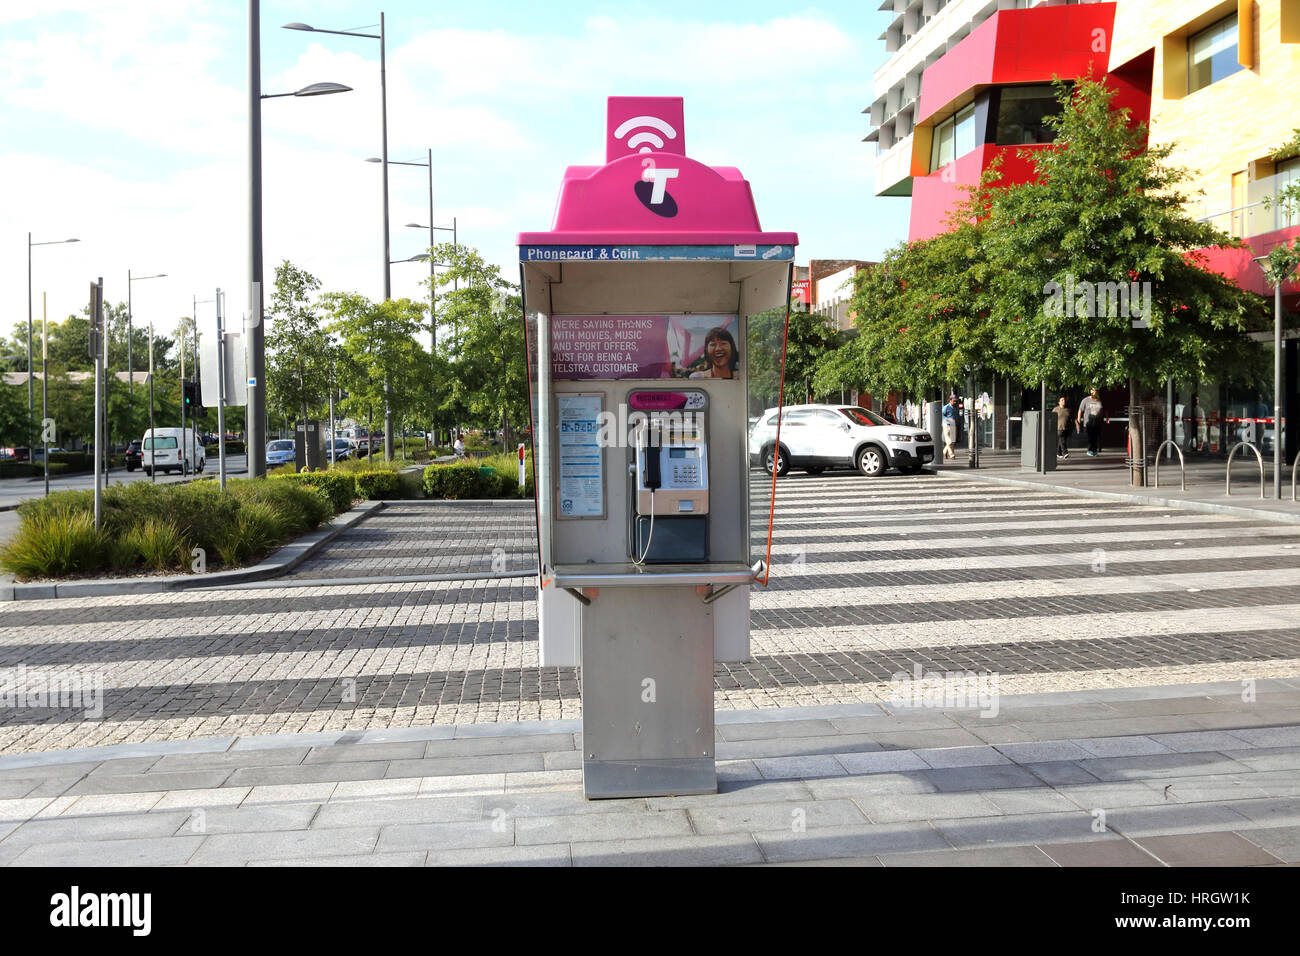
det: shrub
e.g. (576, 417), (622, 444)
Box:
(353, 470), (404, 500)
(17, 489), (94, 523)
(495, 471), (520, 499)
(0, 461), (42, 479)
(422, 462), (491, 499)
(0, 511), (105, 579)
(49, 451), (92, 471)
(124, 518), (188, 572)
(102, 480), (238, 556)
(228, 478), (330, 535)
(271, 472), (354, 513)
(213, 500), (282, 567)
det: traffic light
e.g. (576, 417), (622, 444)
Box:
(183, 381), (200, 412)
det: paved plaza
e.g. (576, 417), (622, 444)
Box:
(3, 471), (1300, 864)
(3, 472), (1300, 752)
(1, 683), (1299, 866)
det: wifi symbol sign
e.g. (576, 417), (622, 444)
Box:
(613, 115), (679, 155)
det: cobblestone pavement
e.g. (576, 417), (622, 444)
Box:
(2, 683), (1299, 866)
(3, 472), (1300, 753)
(281, 502), (537, 580)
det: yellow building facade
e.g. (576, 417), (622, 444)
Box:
(1111, 0), (1300, 287)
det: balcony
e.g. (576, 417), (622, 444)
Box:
(1197, 170), (1300, 239)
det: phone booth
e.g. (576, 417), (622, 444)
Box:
(520, 97), (796, 798)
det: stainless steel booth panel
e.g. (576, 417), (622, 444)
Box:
(580, 586), (716, 799)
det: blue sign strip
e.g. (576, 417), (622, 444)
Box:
(520, 244), (793, 263)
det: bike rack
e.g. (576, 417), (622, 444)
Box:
(1152, 440), (1186, 491)
(1225, 442), (1265, 499)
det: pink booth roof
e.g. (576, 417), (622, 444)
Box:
(517, 152), (797, 248)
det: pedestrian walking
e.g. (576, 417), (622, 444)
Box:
(941, 394), (959, 460)
(1052, 396), (1072, 458)
(1077, 387), (1104, 457)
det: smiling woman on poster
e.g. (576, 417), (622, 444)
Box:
(688, 327), (739, 379)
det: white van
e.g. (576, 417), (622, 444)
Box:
(142, 428), (205, 476)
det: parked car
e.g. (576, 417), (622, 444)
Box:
(748, 404), (935, 478)
(124, 440), (143, 471)
(328, 438), (351, 462)
(266, 439), (296, 467)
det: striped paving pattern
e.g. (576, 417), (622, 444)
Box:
(1, 473), (1299, 753)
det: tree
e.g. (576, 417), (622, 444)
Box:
(1261, 128), (1300, 289)
(986, 76), (1265, 393)
(323, 292), (427, 459)
(267, 261), (332, 433)
(816, 173), (1010, 403)
(749, 302), (844, 409)
(428, 243), (528, 446)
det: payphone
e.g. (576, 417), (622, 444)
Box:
(520, 96), (796, 798)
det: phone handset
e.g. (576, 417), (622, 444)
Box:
(633, 421), (659, 565)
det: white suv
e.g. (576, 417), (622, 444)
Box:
(748, 404), (934, 477)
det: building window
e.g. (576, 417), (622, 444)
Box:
(994, 85), (1062, 146)
(1188, 14), (1243, 93)
(1276, 157), (1300, 229)
(930, 103), (976, 171)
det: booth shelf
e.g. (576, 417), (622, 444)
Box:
(551, 562), (756, 588)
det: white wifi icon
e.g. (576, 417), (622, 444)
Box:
(613, 115), (678, 154)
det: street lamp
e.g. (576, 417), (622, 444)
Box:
(247, 0), (353, 478)
(27, 235), (78, 454)
(286, 14), (395, 460)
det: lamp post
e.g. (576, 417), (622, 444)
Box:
(27, 235), (78, 454)
(286, 13), (394, 459)
(248, 0), (352, 479)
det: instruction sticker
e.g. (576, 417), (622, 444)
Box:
(557, 393), (604, 518)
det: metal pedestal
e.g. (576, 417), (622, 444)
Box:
(580, 586), (716, 799)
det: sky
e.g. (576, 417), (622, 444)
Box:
(1, 0), (904, 356)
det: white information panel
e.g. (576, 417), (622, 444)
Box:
(557, 393), (604, 519)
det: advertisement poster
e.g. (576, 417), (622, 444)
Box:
(550, 314), (739, 381)
(556, 393), (604, 518)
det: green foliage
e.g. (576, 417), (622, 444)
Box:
(352, 470), (404, 500)
(267, 261), (332, 427)
(0, 511), (105, 578)
(48, 451), (92, 471)
(227, 478), (332, 535)
(271, 471), (355, 513)
(213, 501), (282, 567)
(750, 304), (845, 408)
(419, 461), (525, 499)
(824, 76), (1266, 398)
(124, 518), (187, 572)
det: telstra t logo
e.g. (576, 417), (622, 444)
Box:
(635, 166), (679, 217)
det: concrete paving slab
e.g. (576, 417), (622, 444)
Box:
(64, 769), (232, 796)
(754, 821), (950, 864)
(923, 763), (1047, 792)
(5, 809), (192, 846)
(425, 844), (572, 867)
(687, 798), (867, 835)
(11, 835), (203, 866)
(753, 755), (848, 780)
(1236, 825), (1300, 863)
(190, 825), (380, 864)
(313, 795), (483, 828)
(375, 820), (516, 854)
(1071, 736), (1174, 758)
(570, 832), (762, 867)
(1135, 831), (1284, 866)
(855, 792), (1001, 824)
(934, 811), (1112, 850)
(225, 762), (390, 788)
(1036, 841), (1163, 866)
(181, 802), (320, 835)
(1106, 802), (1256, 837)
(805, 773), (939, 800)
(1075, 751), (1253, 781)
(835, 750), (929, 774)
(915, 746), (1012, 769)
(515, 809), (693, 846)
(878, 845), (1057, 867)
(251, 851), (429, 867)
